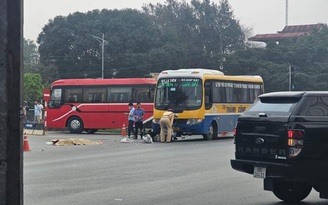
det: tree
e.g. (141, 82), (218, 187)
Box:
(37, 1), (246, 79)
(23, 38), (39, 73)
(35, 1), (328, 93)
(143, 0), (245, 70)
(226, 27), (328, 92)
(37, 9), (162, 79)
(23, 73), (44, 104)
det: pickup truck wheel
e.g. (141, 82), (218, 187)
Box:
(273, 180), (312, 203)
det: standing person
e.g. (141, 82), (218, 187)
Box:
(133, 102), (144, 139)
(37, 100), (44, 123)
(23, 101), (29, 123)
(124, 103), (135, 139)
(160, 109), (175, 143)
(34, 100), (41, 123)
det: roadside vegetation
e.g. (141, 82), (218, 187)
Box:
(23, 0), (328, 104)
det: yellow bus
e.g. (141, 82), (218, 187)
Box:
(152, 68), (264, 140)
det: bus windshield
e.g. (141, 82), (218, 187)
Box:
(155, 78), (202, 110)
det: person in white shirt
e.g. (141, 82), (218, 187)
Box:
(37, 100), (44, 122)
(34, 100), (41, 123)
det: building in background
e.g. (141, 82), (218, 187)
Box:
(248, 23), (327, 44)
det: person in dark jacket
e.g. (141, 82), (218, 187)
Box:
(133, 102), (144, 139)
(124, 103), (135, 138)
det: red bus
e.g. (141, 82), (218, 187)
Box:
(43, 78), (156, 133)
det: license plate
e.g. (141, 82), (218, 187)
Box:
(253, 166), (266, 178)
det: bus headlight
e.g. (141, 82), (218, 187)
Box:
(152, 119), (160, 124)
(186, 119), (203, 125)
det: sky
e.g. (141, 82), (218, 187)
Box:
(24, 0), (328, 42)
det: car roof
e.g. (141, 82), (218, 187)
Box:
(259, 91), (328, 99)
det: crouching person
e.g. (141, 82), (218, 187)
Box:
(160, 109), (175, 143)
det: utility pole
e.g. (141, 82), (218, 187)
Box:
(0, 0), (23, 204)
(285, 0), (289, 26)
(92, 33), (108, 79)
(289, 65), (295, 91)
(289, 65), (292, 91)
(219, 30), (224, 70)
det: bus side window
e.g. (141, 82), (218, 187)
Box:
(108, 87), (132, 103)
(133, 87), (154, 103)
(120, 93), (128, 102)
(108, 93), (115, 102)
(94, 94), (102, 102)
(205, 81), (212, 109)
(148, 88), (155, 101)
(83, 88), (106, 103)
(68, 95), (76, 102)
(136, 91), (149, 102)
(65, 88), (82, 103)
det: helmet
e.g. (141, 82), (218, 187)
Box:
(142, 134), (153, 143)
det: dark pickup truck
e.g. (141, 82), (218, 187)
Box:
(231, 91), (328, 202)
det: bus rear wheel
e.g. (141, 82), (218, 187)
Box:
(67, 116), (84, 134)
(203, 123), (217, 140)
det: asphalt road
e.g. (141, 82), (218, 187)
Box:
(24, 131), (327, 205)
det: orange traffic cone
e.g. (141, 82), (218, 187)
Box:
(121, 123), (127, 137)
(23, 133), (31, 151)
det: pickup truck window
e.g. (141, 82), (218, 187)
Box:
(248, 101), (295, 113)
(305, 97), (328, 116)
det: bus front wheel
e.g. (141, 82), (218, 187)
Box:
(67, 116), (84, 134)
(203, 123), (217, 140)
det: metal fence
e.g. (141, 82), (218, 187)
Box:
(25, 109), (44, 123)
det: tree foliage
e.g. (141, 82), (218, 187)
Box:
(226, 28), (328, 92)
(35, 0), (328, 93)
(24, 38), (56, 100)
(23, 73), (44, 104)
(37, 0), (245, 78)
(143, 0), (245, 69)
(37, 9), (162, 79)
(23, 39), (39, 72)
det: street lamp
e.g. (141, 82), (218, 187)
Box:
(91, 33), (108, 78)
